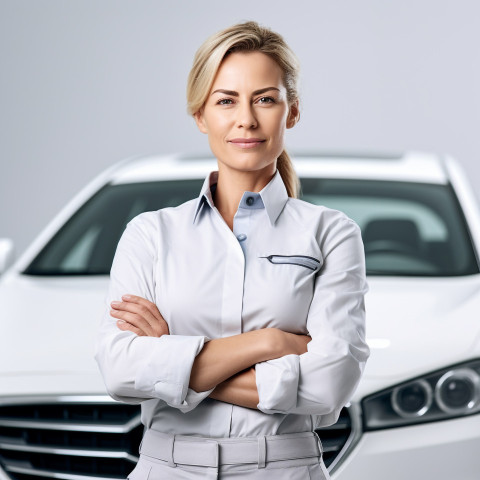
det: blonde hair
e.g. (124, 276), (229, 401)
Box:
(187, 21), (301, 198)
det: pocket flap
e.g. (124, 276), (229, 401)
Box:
(261, 254), (322, 271)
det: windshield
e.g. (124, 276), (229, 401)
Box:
(24, 178), (479, 277)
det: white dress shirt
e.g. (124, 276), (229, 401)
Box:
(95, 169), (370, 437)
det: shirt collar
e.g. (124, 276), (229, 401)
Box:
(192, 171), (218, 224)
(192, 169), (289, 226)
(258, 169), (289, 225)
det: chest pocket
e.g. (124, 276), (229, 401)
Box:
(260, 254), (322, 272)
(249, 253), (323, 333)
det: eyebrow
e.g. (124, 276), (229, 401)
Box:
(210, 87), (280, 96)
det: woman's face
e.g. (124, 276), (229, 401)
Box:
(194, 51), (298, 177)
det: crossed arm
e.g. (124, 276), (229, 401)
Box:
(110, 294), (310, 409)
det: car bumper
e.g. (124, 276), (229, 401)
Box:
(334, 414), (480, 479)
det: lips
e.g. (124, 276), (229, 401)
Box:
(228, 138), (265, 149)
(228, 138), (265, 148)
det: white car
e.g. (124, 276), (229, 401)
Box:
(0, 152), (479, 480)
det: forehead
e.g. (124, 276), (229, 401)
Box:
(211, 51), (284, 89)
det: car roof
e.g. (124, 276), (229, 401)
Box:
(110, 151), (449, 185)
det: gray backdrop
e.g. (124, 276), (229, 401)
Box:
(2, 0), (479, 258)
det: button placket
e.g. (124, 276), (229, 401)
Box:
(208, 207), (244, 339)
(220, 241), (244, 338)
(233, 205), (251, 258)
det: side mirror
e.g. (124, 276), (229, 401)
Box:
(0, 238), (15, 275)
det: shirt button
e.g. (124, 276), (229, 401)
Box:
(237, 233), (247, 242)
(246, 196), (255, 206)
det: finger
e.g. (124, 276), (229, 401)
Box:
(113, 298), (169, 336)
(110, 309), (154, 336)
(110, 302), (158, 329)
(111, 305), (168, 337)
(116, 320), (146, 336)
(121, 294), (166, 324)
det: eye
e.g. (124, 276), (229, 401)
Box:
(217, 98), (234, 105)
(257, 96), (275, 104)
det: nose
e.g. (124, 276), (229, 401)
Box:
(237, 103), (258, 129)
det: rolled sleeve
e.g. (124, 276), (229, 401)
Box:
(255, 214), (370, 418)
(94, 213), (212, 412)
(256, 354), (299, 413)
(135, 334), (213, 410)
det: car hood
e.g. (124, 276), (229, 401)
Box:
(355, 274), (480, 398)
(1, 272), (480, 398)
(0, 274), (109, 396)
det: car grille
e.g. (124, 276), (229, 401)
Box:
(316, 406), (354, 470)
(0, 396), (143, 480)
(0, 397), (356, 479)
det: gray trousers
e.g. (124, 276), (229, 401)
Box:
(127, 429), (331, 479)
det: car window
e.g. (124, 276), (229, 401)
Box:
(24, 178), (479, 277)
(24, 180), (204, 275)
(301, 179), (478, 276)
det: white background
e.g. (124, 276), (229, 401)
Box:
(1, 0), (479, 257)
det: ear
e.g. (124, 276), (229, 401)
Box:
(286, 99), (300, 129)
(194, 109), (208, 134)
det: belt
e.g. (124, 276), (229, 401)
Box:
(139, 429), (323, 468)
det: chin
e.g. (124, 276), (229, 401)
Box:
(216, 151), (278, 173)
(224, 160), (274, 174)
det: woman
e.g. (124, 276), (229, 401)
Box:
(95, 21), (369, 479)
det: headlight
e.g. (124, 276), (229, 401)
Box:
(391, 379), (433, 418)
(362, 359), (480, 430)
(435, 368), (480, 414)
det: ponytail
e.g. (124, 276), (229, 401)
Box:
(277, 150), (300, 198)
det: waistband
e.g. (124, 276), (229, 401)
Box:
(139, 429), (323, 469)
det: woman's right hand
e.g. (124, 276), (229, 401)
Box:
(110, 294), (169, 337)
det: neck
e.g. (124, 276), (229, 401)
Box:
(213, 165), (276, 230)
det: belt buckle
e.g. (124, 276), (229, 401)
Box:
(173, 437), (219, 468)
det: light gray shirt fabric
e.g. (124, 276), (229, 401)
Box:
(95, 169), (370, 437)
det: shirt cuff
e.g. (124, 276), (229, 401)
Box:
(255, 354), (300, 414)
(175, 387), (215, 413)
(134, 335), (211, 410)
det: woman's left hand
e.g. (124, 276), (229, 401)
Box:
(110, 294), (169, 337)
